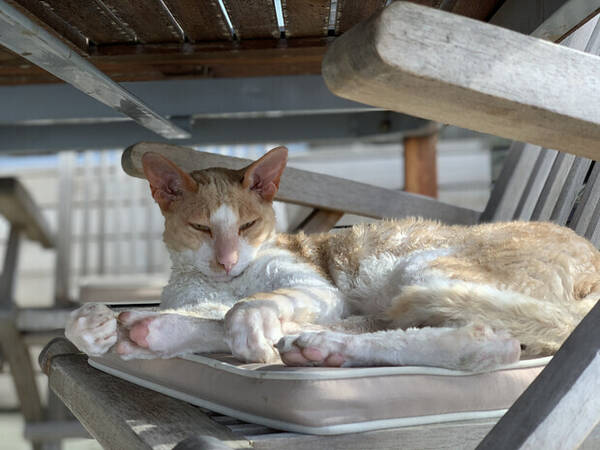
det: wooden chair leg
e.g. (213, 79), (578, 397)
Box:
(403, 133), (438, 198)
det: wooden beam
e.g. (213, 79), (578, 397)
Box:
(0, 178), (54, 248)
(294, 209), (344, 234)
(122, 142), (481, 225)
(0, 0), (190, 139)
(39, 338), (251, 449)
(477, 301), (600, 449)
(322, 2), (600, 160)
(403, 133), (438, 198)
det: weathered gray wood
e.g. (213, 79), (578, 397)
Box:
(322, 2), (600, 160)
(512, 149), (557, 221)
(480, 143), (541, 223)
(549, 156), (591, 225)
(55, 152), (75, 304)
(122, 142), (480, 225)
(0, 226), (20, 308)
(477, 301), (600, 449)
(294, 209), (344, 234)
(530, 152), (577, 221)
(248, 420), (498, 450)
(571, 163), (600, 236)
(0, 318), (43, 423)
(490, 0), (600, 42)
(0, 178), (54, 248)
(40, 338), (251, 450)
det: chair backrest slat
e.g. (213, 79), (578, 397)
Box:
(479, 142), (541, 222)
(549, 156), (592, 225)
(571, 163), (600, 236)
(512, 149), (557, 221)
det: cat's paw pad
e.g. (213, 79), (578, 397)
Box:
(65, 304), (117, 356)
(277, 331), (351, 367)
(225, 303), (283, 363)
(455, 324), (521, 371)
(121, 314), (178, 355)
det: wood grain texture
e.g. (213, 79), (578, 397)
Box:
(0, 319), (43, 422)
(403, 134), (438, 198)
(323, 2), (600, 160)
(294, 209), (344, 233)
(163, 0), (232, 42)
(571, 163), (600, 236)
(477, 301), (600, 449)
(335, 0), (386, 34)
(40, 338), (251, 449)
(512, 149), (558, 221)
(122, 142), (480, 225)
(100, 0), (184, 43)
(548, 156), (591, 226)
(283, 0), (330, 37)
(0, 178), (54, 248)
(7, 0), (88, 52)
(221, 0), (279, 39)
(38, 0), (136, 44)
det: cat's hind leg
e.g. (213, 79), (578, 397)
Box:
(277, 323), (520, 372)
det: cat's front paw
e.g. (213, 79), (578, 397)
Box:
(224, 302), (283, 363)
(277, 331), (351, 367)
(65, 303), (118, 356)
(452, 324), (521, 372)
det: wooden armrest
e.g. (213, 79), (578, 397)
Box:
(39, 338), (251, 449)
(322, 2), (600, 160)
(0, 177), (54, 248)
(123, 142), (480, 225)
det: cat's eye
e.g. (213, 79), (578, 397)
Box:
(239, 219), (258, 233)
(189, 223), (211, 234)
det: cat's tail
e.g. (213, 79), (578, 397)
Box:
(386, 281), (596, 357)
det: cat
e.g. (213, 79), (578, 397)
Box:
(65, 146), (599, 371)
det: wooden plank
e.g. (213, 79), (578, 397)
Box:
(294, 209), (344, 233)
(163, 0), (232, 42)
(221, 0), (279, 39)
(323, 2), (600, 160)
(38, 0), (136, 45)
(123, 142), (481, 225)
(571, 163), (600, 235)
(530, 152), (577, 221)
(549, 156), (591, 225)
(39, 338), (251, 449)
(0, 38), (329, 84)
(403, 133), (438, 198)
(511, 149), (557, 221)
(0, 226), (19, 308)
(0, 178), (54, 248)
(490, 0), (600, 42)
(7, 0), (88, 52)
(477, 301), (600, 449)
(479, 142), (541, 223)
(0, 320), (43, 423)
(249, 419), (500, 449)
(100, 0), (184, 43)
(283, 0), (330, 38)
(335, 0), (386, 34)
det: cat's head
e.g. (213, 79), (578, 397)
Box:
(141, 146), (288, 281)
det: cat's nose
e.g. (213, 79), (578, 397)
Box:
(218, 252), (238, 274)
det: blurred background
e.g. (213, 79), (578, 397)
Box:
(1, 0), (588, 447)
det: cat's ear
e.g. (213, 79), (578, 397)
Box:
(242, 146), (288, 202)
(141, 152), (198, 211)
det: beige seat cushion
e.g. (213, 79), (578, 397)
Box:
(89, 353), (549, 435)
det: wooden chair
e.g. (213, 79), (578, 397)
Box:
(0, 177), (57, 450)
(39, 5), (600, 449)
